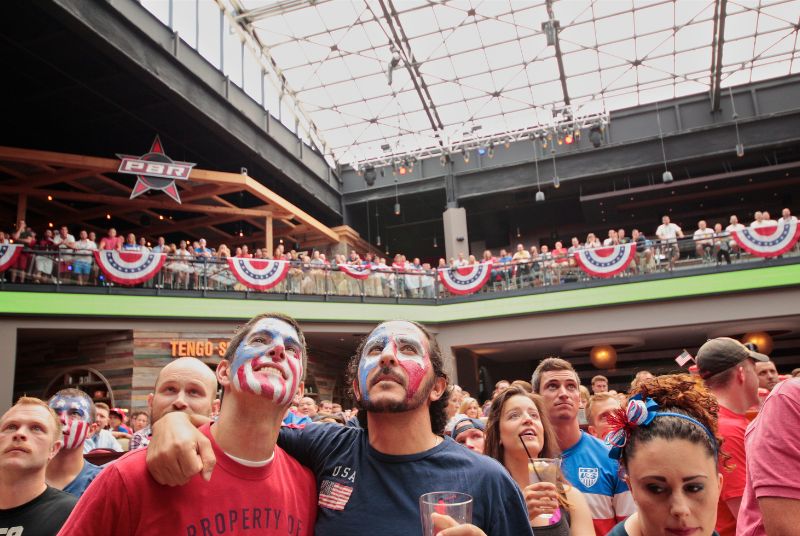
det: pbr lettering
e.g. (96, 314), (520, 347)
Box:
(0, 528), (23, 536)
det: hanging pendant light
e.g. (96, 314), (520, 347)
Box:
(394, 180), (401, 215)
(534, 141), (545, 202)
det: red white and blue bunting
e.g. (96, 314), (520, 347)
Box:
(227, 258), (290, 291)
(730, 222), (800, 258)
(438, 262), (492, 295)
(339, 264), (371, 280)
(0, 244), (23, 272)
(574, 243), (637, 278)
(93, 251), (166, 285)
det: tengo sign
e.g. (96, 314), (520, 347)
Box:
(170, 340), (228, 358)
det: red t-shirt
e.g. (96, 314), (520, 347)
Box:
(58, 423), (316, 535)
(715, 405), (748, 536)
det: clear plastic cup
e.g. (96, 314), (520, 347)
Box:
(528, 457), (561, 519)
(419, 491), (473, 535)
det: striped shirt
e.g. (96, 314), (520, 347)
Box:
(561, 431), (636, 536)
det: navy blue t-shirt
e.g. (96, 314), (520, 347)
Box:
(278, 424), (532, 536)
(63, 460), (103, 497)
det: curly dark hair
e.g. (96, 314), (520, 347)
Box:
(346, 320), (450, 435)
(617, 373), (722, 468)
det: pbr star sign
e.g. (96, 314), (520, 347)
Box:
(117, 135), (195, 204)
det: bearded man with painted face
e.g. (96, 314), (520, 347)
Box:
(46, 389), (103, 497)
(145, 319), (531, 536)
(58, 313), (317, 535)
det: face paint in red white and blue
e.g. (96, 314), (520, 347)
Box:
(49, 394), (92, 449)
(358, 321), (432, 402)
(230, 318), (303, 405)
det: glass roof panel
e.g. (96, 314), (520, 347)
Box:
(195, 0), (799, 167)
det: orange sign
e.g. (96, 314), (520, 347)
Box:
(170, 340), (228, 358)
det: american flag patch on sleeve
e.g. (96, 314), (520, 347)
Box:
(318, 479), (354, 511)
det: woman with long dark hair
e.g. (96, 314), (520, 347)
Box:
(484, 386), (593, 534)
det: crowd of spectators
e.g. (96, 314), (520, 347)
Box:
(2, 207), (796, 296)
(2, 313), (800, 535)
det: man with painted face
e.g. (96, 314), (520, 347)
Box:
(58, 313), (317, 535)
(145, 319), (531, 536)
(46, 389), (103, 497)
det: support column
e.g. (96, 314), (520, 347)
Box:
(265, 214), (273, 255)
(443, 207), (468, 261)
(16, 194), (27, 224)
(0, 324), (17, 412)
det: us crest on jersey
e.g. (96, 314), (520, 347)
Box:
(579, 467), (599, 487)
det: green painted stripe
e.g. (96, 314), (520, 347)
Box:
(1, 264), (797, 324)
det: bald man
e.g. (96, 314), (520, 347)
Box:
(130, 357), (219, 450)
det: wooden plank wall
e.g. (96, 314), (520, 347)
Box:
(15, 330), (134, 407)
(131, 329), (352, 409)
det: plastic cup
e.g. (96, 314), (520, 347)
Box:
(419, 491), (473, 536)
(528, 458), (561, 519)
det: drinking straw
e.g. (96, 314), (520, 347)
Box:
(518, 434), (544, 481)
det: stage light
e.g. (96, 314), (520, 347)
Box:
(433, 236), (438, 248)
(159, 215), (164, 220)
(462, 148), (470, 163)
(439, 153), (448, 166)
(477, 146), (487, 157)
(504, 137), (512, 149)
(48, 222), (54, 228)
(394, 202), (401, 215)
(564, 133), (573, 145)
(47, 195), (53, 201)
(553, 175), (560, 189)
(106, 214), (111, 219)
(487, 142), (495, 159)
(399, 164), (407, 175)
(589, 125), (603, 148)
(364, 165), (376, 186)
(736, 143), (744, 157)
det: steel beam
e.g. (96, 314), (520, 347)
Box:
(45, 0), (342, 216)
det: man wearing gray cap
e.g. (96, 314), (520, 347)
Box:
(696, 337), (768, 536)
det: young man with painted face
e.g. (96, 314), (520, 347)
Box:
(0, 397), (77, 535)
(46, 389), (103, 497)
(58, 313), (317, 535)
(146, 319), (531, 536)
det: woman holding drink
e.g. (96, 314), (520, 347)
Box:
(484, 386), (593, 534)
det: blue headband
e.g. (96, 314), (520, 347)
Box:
(604, 395), (717, 460)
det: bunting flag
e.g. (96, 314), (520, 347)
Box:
(93, 250), (165, 285)
(339, 264), (371, 280)
(730, 221), (800, 257)
(438, 262), (492, 295)
(574, 243), (636, 278)
(227, 257), (290, 291)
(0, 243), (23, 272)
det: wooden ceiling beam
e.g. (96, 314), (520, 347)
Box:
(0, 187), (273, 218)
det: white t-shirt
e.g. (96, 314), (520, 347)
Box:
(656, 223), (682, 243)
(693, 228), (714, 243)
(73, 239), (97, 262)
(778, 215), (797, 225)
(726, 223), (745, 233)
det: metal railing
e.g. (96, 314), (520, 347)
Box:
(1, 234), (797, 302)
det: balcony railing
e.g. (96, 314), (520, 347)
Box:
(1, 235), (798, 303)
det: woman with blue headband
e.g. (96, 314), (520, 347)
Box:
(605, 374), (723, 536)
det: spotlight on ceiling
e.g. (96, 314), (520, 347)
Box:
(487, 142), (495, 159)
(589, 125), (603, 148)
(462, 147), (470, 163)
(364, 165), (377, 186)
